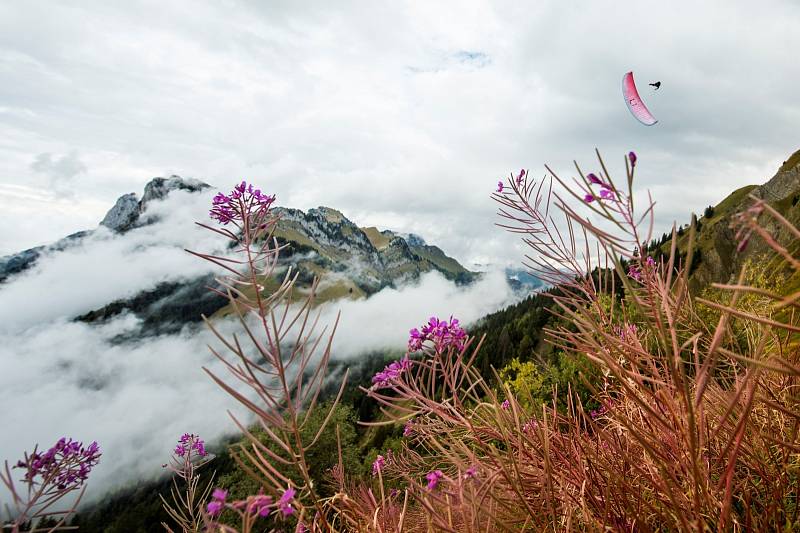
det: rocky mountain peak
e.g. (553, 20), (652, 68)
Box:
(99, 175), (209, 233)
(100, 193), (140, 232)
(141, 176), (209, 209)
(309, 206), (346, 224)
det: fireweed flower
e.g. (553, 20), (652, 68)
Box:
(210, 181), (276, 225)
(15, 437), (101, 490)
(501, 399), (510, 410)
(646, 255), (656, 268)
(403, 419), (414, 437)
(599, 188), (616, 200)
(523, 418), (539, 433)
(614, 323), (639, 342)
(590, 405), (609, 420)
(629, 151), (637, 167)
(497, 181), (504, 193)
(408, 316), (467, 353)
(587, 173), (603, 185)
(516, 168), (526, 186)
(278, 487), (296, 516)
(371, 355), (412, 390)
(372, 454), (385, 476)
(175, 433), (207, 458)
(628, 264), (643, 282)
(464, 466), (477, 480)
(247, 493), (273, 517)
(425, 470), (444, 491)
(584, 194), (596, 203)
(207, 488), (227, 516)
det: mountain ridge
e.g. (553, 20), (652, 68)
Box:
(0, 177), (520, 336)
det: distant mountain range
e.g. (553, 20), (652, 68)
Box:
(0, 176), (540, 336)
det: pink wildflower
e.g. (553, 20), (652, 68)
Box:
(371, 356), (412, 390)
(210, 181), (275, 225)
(426, 470), (444, 491)
(628, 264), (643, 282)
(247, 493), (273, 517)
(372, 454), (385, 476)
(587, 173), (603, 185)
(599, 188), (616, 200)
(523, 418), (538, 433)
(408, 316), (467, 353)
(15, 437), (101, 490)
(207, 488), (227, 516)
(278, 487), (296, 516)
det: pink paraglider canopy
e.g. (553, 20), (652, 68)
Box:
(622, 71), (658, 126)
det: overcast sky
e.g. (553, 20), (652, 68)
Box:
(1, 1), (799, 264)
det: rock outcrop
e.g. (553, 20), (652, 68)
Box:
(100, 193), (140, 232)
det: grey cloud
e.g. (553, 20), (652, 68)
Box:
(30, 151), (87, 191)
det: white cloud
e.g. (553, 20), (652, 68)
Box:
(0, 185), (520, 507)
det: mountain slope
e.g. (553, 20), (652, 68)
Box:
(646, 148), (800, 292)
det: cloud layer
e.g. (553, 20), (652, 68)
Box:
(0, 189), (519, 507)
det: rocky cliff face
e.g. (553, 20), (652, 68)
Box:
(272, 206), (477, 294)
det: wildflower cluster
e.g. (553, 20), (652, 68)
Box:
(425, 470), (444, 491)
(15, 437), (101, 490)
(174, 433), (207, 458)
(408, 315), (467, 353)
(464, 466), (477, 480)
(583, 151), (637, 204)
(372, 454), (386, 476)
(583, 172), (617, 203)
(207, 488), (228, 516)
(371, 355), (412, 389)
(614, 322), (639, 342)
(627, 255), (656, 282)
(277, 488), (296, 516)
(210, 180), (276, 225)
(206, 486), (295, 521)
